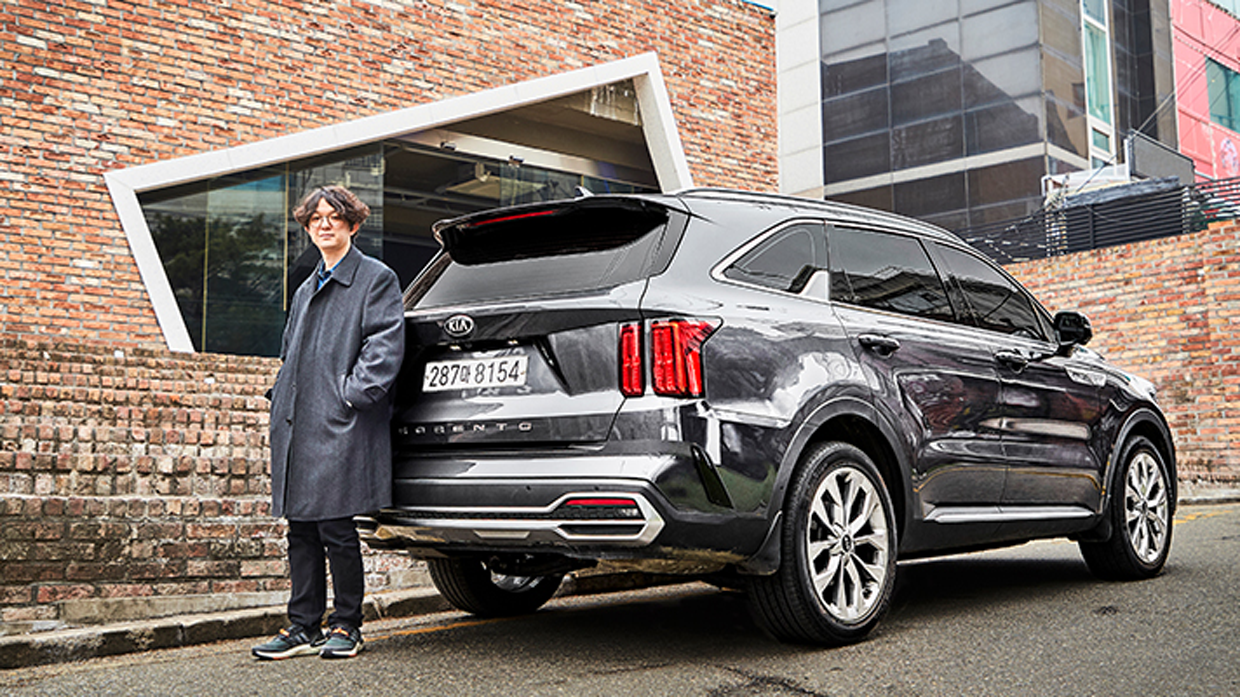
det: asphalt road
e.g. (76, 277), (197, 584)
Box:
(3, 502), (1236, 696)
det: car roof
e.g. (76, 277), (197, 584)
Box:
(431, 187), (965, 248)
(670, 188), (964, 244)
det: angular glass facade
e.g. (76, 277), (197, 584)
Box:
(139, 142), (651, 356)
(821, 0), (1176, 230)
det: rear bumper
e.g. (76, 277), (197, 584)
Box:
(363, 443), (769, 566)
(363, 488), (666, 547)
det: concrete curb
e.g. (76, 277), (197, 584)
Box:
(0, 573), (684, 670)
(0, 585), (461, 670)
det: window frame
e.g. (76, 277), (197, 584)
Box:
(1080, 0), (1115, 165)
(824, 223), (960, 325)
(712, 219), (831, 300)
(1207, 58), (1240, 134)
(928, 241), (1055, 342)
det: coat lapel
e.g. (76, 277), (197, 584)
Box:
(313, 245), (362, 297)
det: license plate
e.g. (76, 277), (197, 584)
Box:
(423, 355), (529, 392)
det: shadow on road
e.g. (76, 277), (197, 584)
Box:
(375, 552), (1103, 659)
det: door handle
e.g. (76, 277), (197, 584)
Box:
(858, 333), (900, 356)
(995, 349), (1028, 372)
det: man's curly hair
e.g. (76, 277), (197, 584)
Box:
(292, 185), (371, 230)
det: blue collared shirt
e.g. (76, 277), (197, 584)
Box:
(316, 257), (343, 291)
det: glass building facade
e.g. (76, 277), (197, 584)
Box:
(819, 0), (1176, 231)
(139, 133), (653, 356)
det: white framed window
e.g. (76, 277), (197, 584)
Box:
(1081, 0), (1115, 167)
(105, 54), (692, 353)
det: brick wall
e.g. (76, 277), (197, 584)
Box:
(0, 0), (778, 349)
(0, 0), (777, 629)
(0, 341), (277, 625)
(1007, 219), (1240, 485)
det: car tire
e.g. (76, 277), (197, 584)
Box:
(1079, 436), (1173, 581)
(427, 557), (564, 617)
(747, 441), (897, 645)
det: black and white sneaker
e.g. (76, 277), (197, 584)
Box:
(251, 624), (325, 660)
(319, 625), (363, 659)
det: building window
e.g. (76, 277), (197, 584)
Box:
(1083, 23), (1112, 125)
(138, 141), (653, 357)
(139, 147), (385, 357)
(1080, 0), (1114, 168)
(1207, 58), (1240, 134)
(1082, 0), (1107, 24)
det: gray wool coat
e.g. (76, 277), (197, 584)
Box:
(268, 245), (405, 521)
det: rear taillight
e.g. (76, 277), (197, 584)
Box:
(619, 318), (718, 398)
(619, 323), (644, 396)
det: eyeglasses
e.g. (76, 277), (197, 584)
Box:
(308, 212), (345, 228)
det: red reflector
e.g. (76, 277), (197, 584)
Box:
(565, 498), (638, 507)
(619, 323), (643, 397)
(650, 319), (718, 397)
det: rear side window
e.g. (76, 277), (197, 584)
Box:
(723, 222), (825, 293)
(933, 244), (1050, 340)
(406, 203), (672, 309)
(828, 226), (954, 322)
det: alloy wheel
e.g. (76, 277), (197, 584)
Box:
(806, 465), (891, 623)
(1124, 450), (1169, 564)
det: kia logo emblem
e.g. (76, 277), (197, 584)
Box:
(443, 314), (475, 338)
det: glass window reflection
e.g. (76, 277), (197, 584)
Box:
(822, 0), (887, 55)
(894, 173), (967, 217)
(823, 87), (891, 141)
(967, 158), (1045, 208)
(822, 50), (888, 98)
(892, 68), (963, 126)
(1082, 0), (1106, 23)
(724, 224), (827, 293)
(140, 143), (652, 356)
(892, 115), (964, 170)
(1042, 51), (1086, 110)
(886, 0), (957, 37)
(1046, 99), (1088, 156)
(1040, 2), (1082, 57)
(1083, 23), (1112, 124)
(825, 132), (892, 183)
(966, 96), (1042, 155)
(889, 26), (961, 83)
(829, 226), (954, 322)
(965, 48), (1043, 108)
(934, 243), (1047, 339)
(961, 2), (1040, 61)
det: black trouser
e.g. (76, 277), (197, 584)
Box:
(286, 517), (364, 631)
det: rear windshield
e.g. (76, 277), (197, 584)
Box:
(405, 203), (671, 309)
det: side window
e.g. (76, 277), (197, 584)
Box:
(934, 243), (1049, 340)
(723, 222), (825, 294)
(828, 225), (954, 322)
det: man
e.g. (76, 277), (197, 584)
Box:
(252, 185), (405, 660)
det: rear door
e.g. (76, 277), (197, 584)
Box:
(826, 225), (1008, 527)
(393, 199), (684, 450)
(930, 243), (1106, 512)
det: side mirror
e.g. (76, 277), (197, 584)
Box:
(1054, 311), (1092, 354)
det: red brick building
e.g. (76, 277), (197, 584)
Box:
(0, 0), (777, 632)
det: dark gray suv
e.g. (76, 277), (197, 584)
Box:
(359, 189), (1175, 645)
